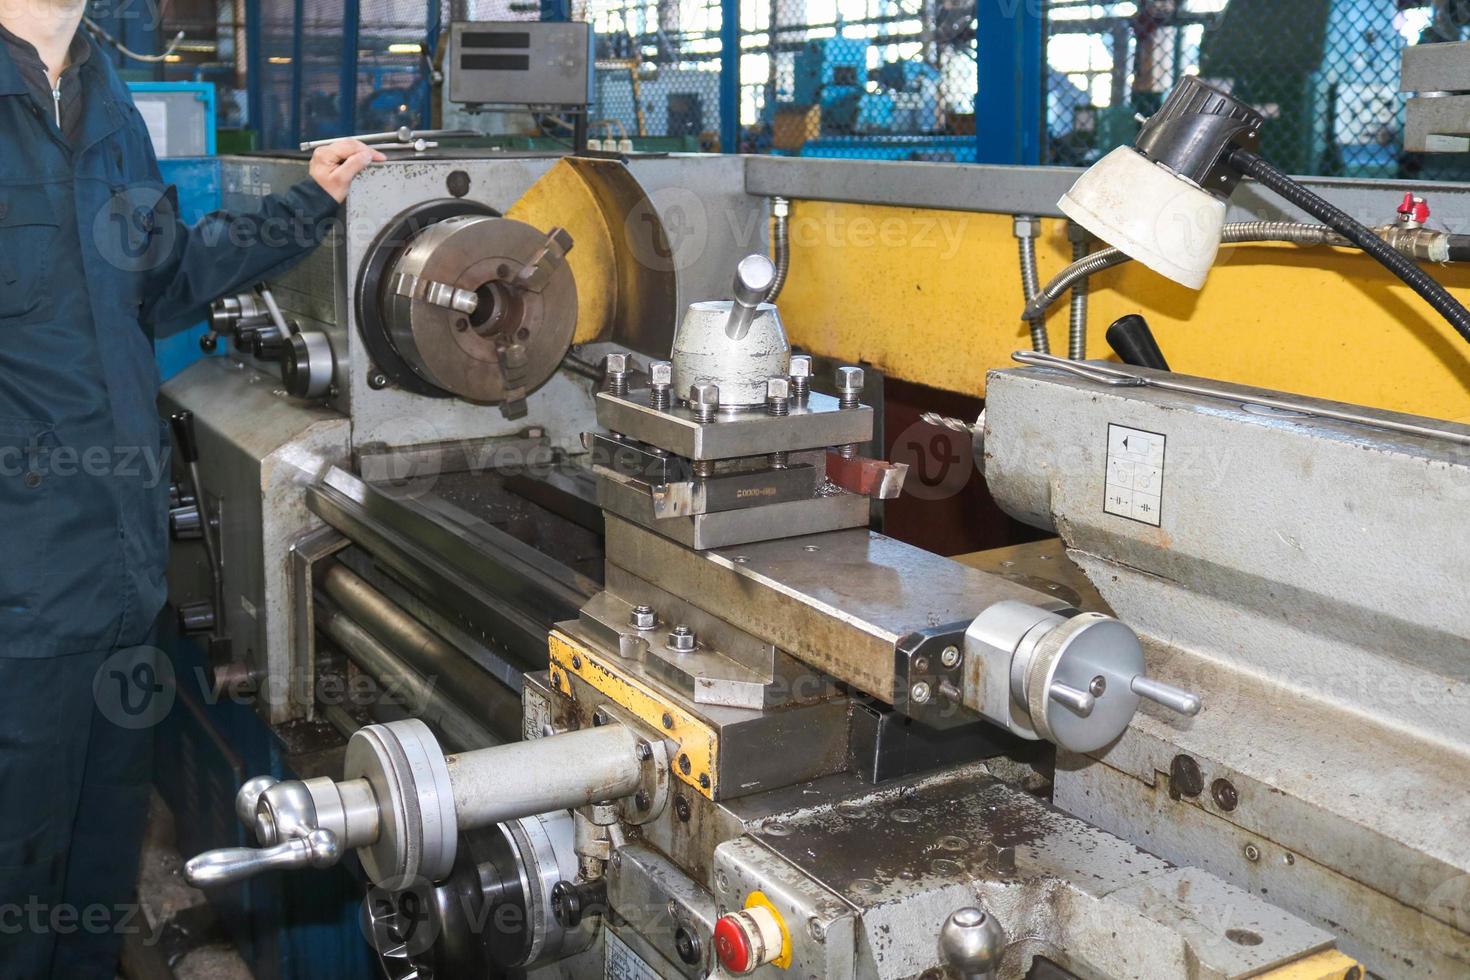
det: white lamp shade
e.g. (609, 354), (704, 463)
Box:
(1059, 146), (1228, 290)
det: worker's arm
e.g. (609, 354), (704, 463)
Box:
(138, 139), (386, 339)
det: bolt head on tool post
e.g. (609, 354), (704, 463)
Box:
(689, 383), (721, 420)
(649, 360), (672, 388)
(837, 365), (865, 395)
(789, 354), (812, 381)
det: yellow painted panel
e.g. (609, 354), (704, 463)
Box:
(1258, 949), (1363, 979)
(776, 200), (1470, 421)
(506, 161), (616, 344)
(548, 631), (719, 799)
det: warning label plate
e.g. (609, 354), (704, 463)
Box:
(1104, 424), (1166, 527)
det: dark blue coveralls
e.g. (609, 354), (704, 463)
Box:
(0, 29), (341, 979)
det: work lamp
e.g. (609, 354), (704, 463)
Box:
(1060, 77), (1264, 289)
(1056, 76), (1470, 347)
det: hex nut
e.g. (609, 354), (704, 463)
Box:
(629, 604), (657, 630)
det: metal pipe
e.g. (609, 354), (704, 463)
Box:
(317, 601), (495, 752)
(1067, 224), (1090, 360)
(446, 725), (644, 830)
(1015, 215), (1048, 354)
(320, 563), (523, 744)
(1022, 222), (1343, 323)
(767, 197), (791, 302)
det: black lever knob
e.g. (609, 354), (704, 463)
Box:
(1105, 314), (1171, 371)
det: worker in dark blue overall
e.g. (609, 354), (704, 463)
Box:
(0, 5), (384, 977)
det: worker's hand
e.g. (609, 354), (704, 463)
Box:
(308, 140), (388, 203)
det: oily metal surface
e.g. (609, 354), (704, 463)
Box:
(607, 516), (1053, 701)
(384, 215), (576, 403)
(744, 765), (1334, 979)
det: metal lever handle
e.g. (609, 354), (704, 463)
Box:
(169, 411), (199, 464)
(258, 285), (296, 338)
(184, 828), (341, 888)
(1048, 682), (1096, 716)
(724, 254), (777, 340)
(1130, 676), (1202, 716)
(236, 775), (280, 835)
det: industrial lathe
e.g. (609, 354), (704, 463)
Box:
(161, 148), (1469, 979)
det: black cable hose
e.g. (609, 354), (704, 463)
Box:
(1229, 147), (1470, 346)
(1449, 235), (1470, 263)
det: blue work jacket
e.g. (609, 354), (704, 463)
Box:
(0, 34), (340, 658)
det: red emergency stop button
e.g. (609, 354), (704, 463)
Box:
(714, 905), (784, 975)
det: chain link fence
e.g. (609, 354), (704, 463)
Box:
(149, 0), (1470, 168)
(1043, 0), (1467, 179)
(741, 0), (977, 158)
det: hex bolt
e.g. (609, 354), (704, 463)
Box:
(836, 365), (865, 459)
(635, 789), (652, 811)
(789, 354), (813, 404)
(629, 604), (657, 630)
(674, 796), (691, 822)
(649, 360), (673, 411)
(690, 382), (720, 424)
(636, 741), (654, 762)
(668, 624), (697, 652)
(368, 371), (389, 390)
(603, 352), (630, 398)
(767, 377), (791, 469)
(940, 645), (962, 669)
(766, 377), (791, 416)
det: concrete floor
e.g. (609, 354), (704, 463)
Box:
(125, 794), (254, 980)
